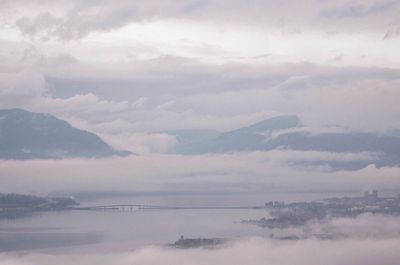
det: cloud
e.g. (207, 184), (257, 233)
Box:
(16, 12), (63, 40)
(0, 42), (78, 73)
(14, 1), (204, 40)
(0, 70), (46, 107)
(0, 151), (398, 194)
(383, 25), (400, 40)
(1, 236), (400, 265)
(261, 213), (400, 239)
(322, 0), (397, 19)
(310, 213), (400, 239)
(36, 93), (132, 115)
(8, 0), (400, 41)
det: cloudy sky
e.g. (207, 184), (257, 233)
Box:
(1, 0), (400, 194)
(1, 0), (400, 141)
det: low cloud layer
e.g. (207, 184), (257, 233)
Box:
(1, 236), (400, 265)
(0, 151), (398, 195)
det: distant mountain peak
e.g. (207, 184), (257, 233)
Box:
(234, 115), (302, 134)
(0, 108), (131, 160)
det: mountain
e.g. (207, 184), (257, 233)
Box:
(0, 109), (130, 159)
(166, 115), (400, 168)
(205, 115), (301, 153)
(168, 115), (302, 154)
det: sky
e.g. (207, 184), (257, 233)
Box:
(1, 0), (400, 141)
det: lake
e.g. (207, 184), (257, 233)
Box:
(0, 191), (358, 253)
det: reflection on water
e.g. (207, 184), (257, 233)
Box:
(0, 192), (354, 253)
(0, 231), (102, 252)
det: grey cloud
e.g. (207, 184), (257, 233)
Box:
(16, 12), (62, 40)
(383, 25), (400, 40)
(19, 46), (78, 68)
(47, 53), (78, 67)
(322, 1), (397, 19)
(10, 0), (400, 40)
(0, 42), (78, 74)
(14, 0), (206, 40)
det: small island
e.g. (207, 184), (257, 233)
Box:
(170, 235), (229, 249)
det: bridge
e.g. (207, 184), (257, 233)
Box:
(72, 204), (265, 212)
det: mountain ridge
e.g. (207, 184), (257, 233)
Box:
(0, 108), (131, 160)
(164, 115), (400, 169)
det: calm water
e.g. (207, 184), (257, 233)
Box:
(0, 192), (359, 253)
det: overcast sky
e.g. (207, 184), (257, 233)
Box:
(1, 0), (400, 140)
